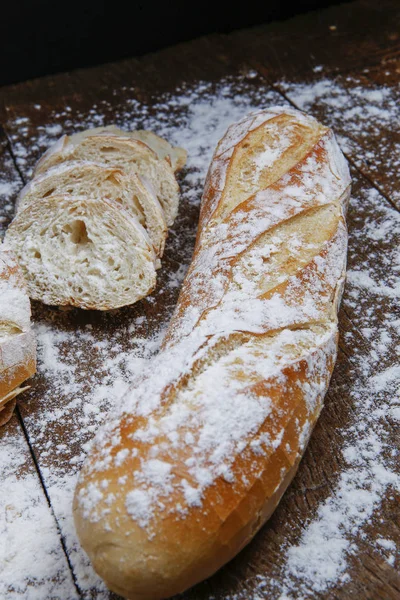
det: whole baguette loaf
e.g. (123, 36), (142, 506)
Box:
(0, 242), (36, 424)
(74, 107), (350, 599)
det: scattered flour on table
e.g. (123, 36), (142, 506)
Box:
(223, 189), (400, 600)
(375, 538), (398, 567)
(0, 428), (78, 600)
(225, 78), (400, 599)
(29, 320), (166, 596)
(0, 73), (399, 598)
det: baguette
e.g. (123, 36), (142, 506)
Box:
(34, 131), (182, 226)
(5, 195), (157, 310)
(16, 161), (167, 257)
(0, 243), (36, 424)
(73, 107), (350, 599)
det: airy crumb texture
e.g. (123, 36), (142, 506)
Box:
(5, 195), (157, 310)
(16, 161), (167, 257)
(0, 72), (399, 599)
(74, 126), (187, 172)
(17, 161), (145, 219)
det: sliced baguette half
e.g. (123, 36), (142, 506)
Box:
(35, 133), (181, 227)
(17, 161), (167, 257)
(5, 195), (157, 310)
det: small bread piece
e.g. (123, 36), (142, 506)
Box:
(73, 126), (187, 172)
(5, 195), (157, 310)
(0, 397), (16, 426)
(17, 161), (167, 257)
(34, 132), (181, 227)
(74, 107), (350, 599)
(0, 243), (36, 424)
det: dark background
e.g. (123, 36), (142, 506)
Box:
(1, 0), (351, 87)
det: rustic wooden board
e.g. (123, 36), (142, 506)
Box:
(0, 1), (399, 598)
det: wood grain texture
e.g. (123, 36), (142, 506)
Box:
(0, 1), (399, 598)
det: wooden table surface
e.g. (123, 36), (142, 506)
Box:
(0, 1), (399, 598)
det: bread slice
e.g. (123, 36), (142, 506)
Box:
(72, 126), (187, 172)
(0, 242), (36, 424)
(17, 161), (167, 257)
(5, 195), (157, 310)
(35, 132), (181, 226)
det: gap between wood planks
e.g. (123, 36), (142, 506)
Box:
(0, 127), (83, 598)
(15, 403), (82, 598)
(0, 125), (26, 187)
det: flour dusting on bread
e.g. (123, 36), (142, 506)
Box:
(73, 107), (350, 599)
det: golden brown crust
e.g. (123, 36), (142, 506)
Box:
(74, 107), (350, 599)
(76, 335), (336, 600)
